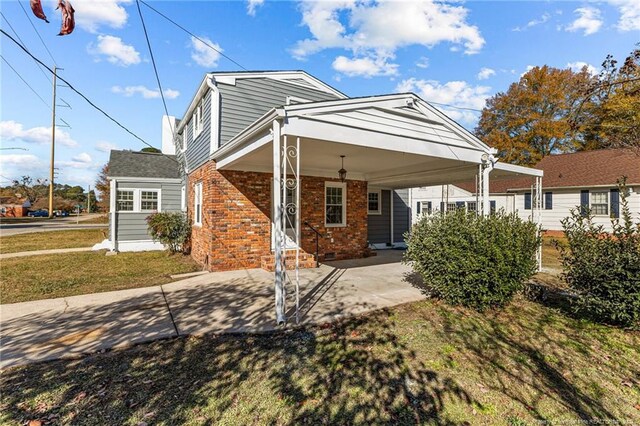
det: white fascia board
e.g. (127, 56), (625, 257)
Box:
(283, 116), (484, 163)
(284, 94), (416, 116)
(211, 108), (280, 160)
(412, 99), (491, 152)
(216, 133), (273, 169)
(211, 71), (347, 98)
(107, 177), (182, 183)
(176, 74), (211, 134)
(494, 161), (543, 177)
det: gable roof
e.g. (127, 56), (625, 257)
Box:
(457, 149), (640, 193)
(108, 150), (180, 180)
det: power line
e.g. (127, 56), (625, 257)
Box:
(139, 0), (248, 71)
(0, 54), (51, 110)
(17, 0), (57, 66)
(0, 11), (52, 84)
(135, 0), (172, 130)
(1, 28), (176, 161)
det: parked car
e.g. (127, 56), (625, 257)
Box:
(27, 209), (49, 217)
(53, 210), (69, 217)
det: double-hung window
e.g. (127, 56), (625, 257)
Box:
(140, 191), (158, 211)
(194, 182), (203, 226)
(117, 190), (134, 211)
(325, 182), (346, 227)
(590, 191), (608, 215)
(367, 190), (381, 215)
(193, 101), (203, 139)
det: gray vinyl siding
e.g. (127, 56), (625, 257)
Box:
(367, 190), (391, 244)
(184, 90), (212, 171)
(393, 189), (410, 243)
(115, 180), (182, 242)
(217, 78), (341, 146)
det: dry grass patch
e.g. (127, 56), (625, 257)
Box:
(0, 229), (107, 254)
(1, 298), (638, 425)
(1, 251), (200, 304)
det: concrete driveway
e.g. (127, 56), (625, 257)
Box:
(0, 250), (425, 368)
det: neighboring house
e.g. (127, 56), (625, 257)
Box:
(93, 150), (182, 252)
(103, 70), (540, 273)
(411, 149), (640, 232)
(0, 198), (30, 217)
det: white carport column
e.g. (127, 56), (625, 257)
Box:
(273, 119), (286, 325)
(481, 156), (494, 216)
(533, 175), (543, 271)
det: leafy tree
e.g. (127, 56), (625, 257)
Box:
(141, 147), (161, 153)
(11, 176), (48, 204)
(475, 65), (594, 165)
(95, 163), (110, 210)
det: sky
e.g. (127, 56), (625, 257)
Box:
(0, 0), (638, 188)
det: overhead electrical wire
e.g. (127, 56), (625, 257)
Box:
(1, 54), (51, 110)
(17, 0), (57, 66)
(1, 28), (177, 162)
(139, 0), (248, 71)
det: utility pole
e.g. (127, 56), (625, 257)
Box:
(48, 66), (58, 218)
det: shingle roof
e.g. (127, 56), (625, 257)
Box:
(108, 150), (180, 179)
(457, 149), (640, 193)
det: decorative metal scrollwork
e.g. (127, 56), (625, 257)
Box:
(283, 145), (298, 158)
(285, 178), (297, 190)
(285, 202), (297, 215)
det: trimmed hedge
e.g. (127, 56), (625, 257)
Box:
(146, 212), (191, 254)
(405, 209), (540, 310)
(559, 179), (640, 327)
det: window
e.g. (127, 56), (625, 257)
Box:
(544, 192), (553, 210)
(194, 182), (203, 226)
(367, 190), (381, 215)
(590, 191), (608, 215)
(140, 191), (159, 211)
(417, 201), (432, 215)
(325, 182), (346, 226)
(524, 192), (531, 210)
(446, 202), (457, 212)
(193, 101), (203, 139)
(117, 190), (134, 211)
(467, 201), (477, 212)
(490, 200), (497, 214)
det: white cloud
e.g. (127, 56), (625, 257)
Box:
(396, 78), (491, 126)
(416, 56), (430, 69)
(247, 0), (264, 16)
(95, 141), (119, 153)
(0, 120), (78, 148)
(608, 0), (640, 31)
(513, 12), (550, 31)
(0, 154), (42, 169)
(566, 7), (603, 35)
(567, 61), (598, 76)
(332, 55), (398, 77)
(292, 0), (484, 76)
(61, 0), (131, 33)
(72, 153), (92, 163)
(190, 36), (223, 67)
(477, 67), (496, 80)
(111, 85), (180, 99)
(520, 65), (535, 77)
(88, 35), (140, 66)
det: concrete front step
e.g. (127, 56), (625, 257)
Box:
(260, 251), (317, 271)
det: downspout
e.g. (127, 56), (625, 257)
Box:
(110, 178), (117, 251)
(206, 74), (221, 154)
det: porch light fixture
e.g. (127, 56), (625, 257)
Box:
(338, 155), (347, 182)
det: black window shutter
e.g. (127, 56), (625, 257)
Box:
(427, 202), (432, 214)
(610, 189), (620, 218)
(490, 200), (496, 213)
(416, 202), (421, 215)
(545, 192), (553, 210)
(440, 201), (445, 212)
(456, 201), (465, 209)
(524, 192), (531, 210)
(580, 190), (589, 217)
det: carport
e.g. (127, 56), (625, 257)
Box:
(212, 93), (543, 324)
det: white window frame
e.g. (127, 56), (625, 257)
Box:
(324, 181), (346, 227)
(181, 185), (186, 211)
(590, 191), (609, 216)
(367, 189), (382, 215)
(193, 101), (203, 139)
(419, 201), (432, 216)
(466, 201), (477, 212)
(116, 188), (161, 213)
(194, 182), (203, 226)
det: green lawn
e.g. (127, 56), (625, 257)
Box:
(0, 251), (200, 304)
(79, 215), (109, 224)
(0, 229), (108, 254)
(1, 296), (638, 425)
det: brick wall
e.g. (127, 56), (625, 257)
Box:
(188, 160), (369, 271)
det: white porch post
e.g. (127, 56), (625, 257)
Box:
(481, 162), (492, 216)
(273, 119), (286, 324)
(109, 178), (117, 251)
(534, 175), (543, 271)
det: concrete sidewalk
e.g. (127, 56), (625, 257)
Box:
(0, 251), (425, 369)
(0, 247), (94, 259)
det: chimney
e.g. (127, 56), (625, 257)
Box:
(161, 115), (177, 155)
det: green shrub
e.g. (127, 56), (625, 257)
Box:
(146, 212), (191, 254)
(559, 179), (640, 327)
(404, 209), (540, 310)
